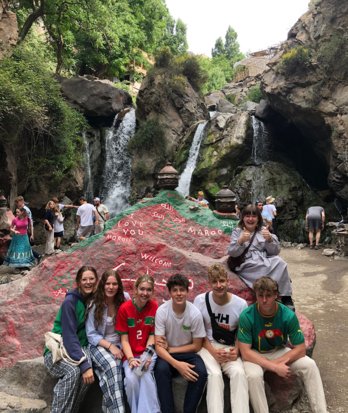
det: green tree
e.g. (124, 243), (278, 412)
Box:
(224, 26), (243, 62)
(9, 0), (186, 78)
(162, 17), (188, 55)
(212, 37), (225, 58)
(0, 38), (85, 202)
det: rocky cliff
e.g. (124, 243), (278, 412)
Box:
(261, 0), (348, 204)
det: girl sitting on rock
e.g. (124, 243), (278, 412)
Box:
(86, 269), (130, 413)
(44, 266), (97, 413)
(115, 275), (160, 413)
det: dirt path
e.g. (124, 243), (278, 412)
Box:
(281, 248), (348, 413)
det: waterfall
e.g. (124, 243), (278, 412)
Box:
(176, 121), (208, 197)
(82, 131), (94, 201)
(251, 116), (271, 165)
(102, 108), (136, 216)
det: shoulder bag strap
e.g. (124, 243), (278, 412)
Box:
(96, 207), (106, 221)
(239, 230), (257, 259)
(205, 292), (218, 326)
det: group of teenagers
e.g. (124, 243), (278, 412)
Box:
(44, 203), (328, 413)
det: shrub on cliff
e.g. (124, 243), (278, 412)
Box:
(246, 84), (263, 103)
(0, 39), (86, 185)
(278, 46), (311, 76)
(317, 32), (348, 81)
(154, 50), (207, 93)
(128, 119), (167, 156)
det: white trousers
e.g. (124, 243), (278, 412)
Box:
(243, 347), (328, 413)
(45, 229), (55, 255)
(199, 344), (249, 413)
(123, 356), (160, 413)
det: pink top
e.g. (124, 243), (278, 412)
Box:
(12, 217), (29, 235)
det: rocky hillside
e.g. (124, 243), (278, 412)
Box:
(261, 0), (348, 204)
(1, 0), (347, 242)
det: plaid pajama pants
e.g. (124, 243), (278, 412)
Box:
(44, 348), (91, 413)
(89, 344), (125, 413)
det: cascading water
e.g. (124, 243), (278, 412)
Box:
(250, 116), (272, 202)
(82, 131), (94, 201)
(101, 108), (136, 216)
(176, 121), (208, 197)
(251, 116), (271, 165)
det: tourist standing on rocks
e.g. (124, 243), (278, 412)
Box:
(256, 200), (263, 213)
(238, 277), (328, 413)
(306, 206), (325, 250)
(86, 269), (130, 413)
(93, 197), (110, 234)
(194, 264), (249, 413)
(228, 204), (295, 310)
(76, 196), (98, 241)
(44, 266), (98, 413)
(15, 195), (41, 262)
(52, 197), (77, 251)
(43, 200), (56, 256)
(261, 195), (277, 232)
(115, 275), (160, 413)
(4, 207), (35, 268)
(15, 196), (34, 243)
(154, 274), (207, 413)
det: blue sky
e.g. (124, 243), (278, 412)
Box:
(165, 0), (310, 56)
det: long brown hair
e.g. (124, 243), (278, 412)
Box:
(93, 269), (126, 328)
(238, 204), (263, 231)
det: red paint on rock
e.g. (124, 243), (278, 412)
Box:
(0, 191), (315, 368)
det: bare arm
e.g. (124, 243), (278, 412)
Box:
(239, 342), (305, 378)
(98, 338), (123, 359)
(121, 334), (141, 368)
(274, 342), (306, 365)
(168, 337), (203, 354)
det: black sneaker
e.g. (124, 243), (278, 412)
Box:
(281, 296), (295, 312)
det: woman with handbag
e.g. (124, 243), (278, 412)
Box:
(228, 204), (295, 311)
(115, 275), (160, 413)
(44, 266), (98, 413)
(86, 269), (131, 413)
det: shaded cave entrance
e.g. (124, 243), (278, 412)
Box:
(265, 112), (332, 195)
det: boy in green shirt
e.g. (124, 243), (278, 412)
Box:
(238, 276), (327, 413)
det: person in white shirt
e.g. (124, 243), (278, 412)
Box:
(261, 196), (277, 231)
(154, 274), (207, 413)
(194, 264), (249, 413)
(93, 197), (110, 234)
(76, 196), (98, 241)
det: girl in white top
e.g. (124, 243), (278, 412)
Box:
(86, 269), (130, 413)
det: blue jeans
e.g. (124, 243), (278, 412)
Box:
(154, 352), (207, 413)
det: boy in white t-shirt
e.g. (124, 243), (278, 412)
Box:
(154, 274), (207, 413)
(194, 264), (249, 413)
(76, 196), (98, 241)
